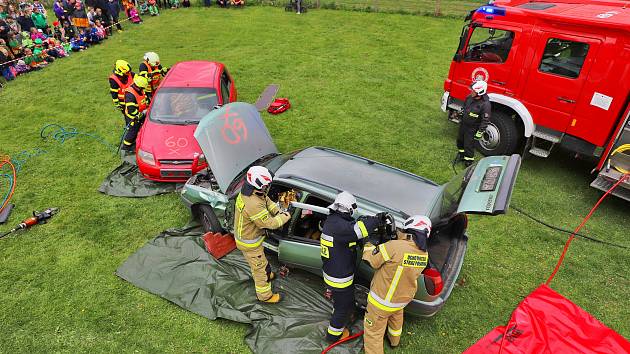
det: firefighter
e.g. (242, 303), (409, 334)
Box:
(321, 191), (383, 342)
(138, 51), (168, 101)
(234, 166), (291, 304)
(108, 59), (134, 116)
(121, 75), (149, 151)
(456, 80), (491, 166)
(361, 215), (431, 354)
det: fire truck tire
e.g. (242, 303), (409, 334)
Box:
(198, 205), (224, 233)
(475, 110), (520, 156)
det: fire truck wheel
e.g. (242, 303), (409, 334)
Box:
(198, 205), (224, 233)
(475, 110), (519, 156)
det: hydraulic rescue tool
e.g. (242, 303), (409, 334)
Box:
(0, 207), (59, 239)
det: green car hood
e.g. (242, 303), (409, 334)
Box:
(194, 102), (278, 193)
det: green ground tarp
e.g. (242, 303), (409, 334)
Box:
(98, 153), (182, 197)
(116, 226), (364, 354)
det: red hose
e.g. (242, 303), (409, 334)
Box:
(545, 173), (629, 285)
(321, 330), (364, 354)
(0, 157), (16, 214)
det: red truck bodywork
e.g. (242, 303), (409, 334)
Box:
(443, 0), (630, 200)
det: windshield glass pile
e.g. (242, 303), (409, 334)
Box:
(150, 87), (219, 124)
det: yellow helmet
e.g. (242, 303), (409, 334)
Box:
(133, 75), (149, 90)
(114, 60), (131, 75)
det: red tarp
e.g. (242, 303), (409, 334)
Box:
(465, 284), (630, 354)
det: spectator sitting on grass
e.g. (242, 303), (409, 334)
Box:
(94, 19), (106, 39)
(62, 20), (75, 39)
(230, 0), (244, 7)
(170, 0), (180, 9)
(23, 47), (48, 69)
(147, 0), (158, 16)
(21, 30), (33, 48)
(52, 20), (64, 40)
(216, 0), (228, 7)
(14, 59), (30, 75)
(61, 37), (72, 53)
(85, 24), (100, 44)
(30, 27), (46, 40)
(70, 32), (87, 50)
(127, 4), (142, 24)
(182, 0), (190, 7)
(33, 38), (54, 62)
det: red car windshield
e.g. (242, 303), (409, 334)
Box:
(149, 87), (219, 124)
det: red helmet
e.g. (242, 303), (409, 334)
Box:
(267, 98), (291, 115)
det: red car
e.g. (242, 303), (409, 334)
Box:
(136, 61), (237, 182)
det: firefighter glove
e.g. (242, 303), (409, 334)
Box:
(474, 130), (483, 140)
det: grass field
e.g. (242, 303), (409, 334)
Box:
(0, 7), (629, 353)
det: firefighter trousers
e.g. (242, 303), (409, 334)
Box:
(326, 286), (355, 341)
(363, 302), (404, 354)
(456, 122), (479, 162)
(122, 116), (143, 148)
(239, 245), (273, 301)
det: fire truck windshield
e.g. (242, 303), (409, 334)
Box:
(464, 27), (514, 63)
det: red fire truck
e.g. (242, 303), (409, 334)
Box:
(442, 0), (630, 200)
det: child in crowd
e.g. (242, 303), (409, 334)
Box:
(170, 0), (180, 9)
(30, 27), (46, 40)
(86, 24), (100, 44)
(70, 33), (87, 51)
(14, 59), (30, 75)
(7, 32), (22, 56)
(23, 47), (48, 69)
(147, 0), (158, 16)
(61, 37), (72, 54)
(21, 31), (34, 48)
(6, 17), (20, 33)
(32, 0), (47, 16)
(33, 39), (54, 62)
(182, 0), (190, 7)
(139, 0), (148, 15)
(128, 4), (142, 24)
(94, 20), (106, 40)
(86, 6), (96, 24)
(52, 21), (65, 40)
(62, 20), (76, 40)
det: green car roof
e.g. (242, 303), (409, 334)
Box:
(274, 147), (441, 217)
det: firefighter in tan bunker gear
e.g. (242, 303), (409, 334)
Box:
(362, 215), (431, 354)
(234, 166), (291, 304)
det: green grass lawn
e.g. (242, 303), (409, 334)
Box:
(0, 7), (628, 353)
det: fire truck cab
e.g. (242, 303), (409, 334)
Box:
(442, 0), (630, 200)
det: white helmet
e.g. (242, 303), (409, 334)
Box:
(403, 215), (432, 238)
(471, 80), (488, 96)
(329, 191), (357, 214)
(246, 166), (272, 190)
(144, 51), (160, 66)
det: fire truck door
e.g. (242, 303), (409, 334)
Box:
(451, 25), (520, 100)
(522, 32), (601, 133)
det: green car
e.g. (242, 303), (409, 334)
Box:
(180, 102), (521, 317)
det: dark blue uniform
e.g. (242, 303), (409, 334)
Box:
(457, 94), (491, 163)
(321, 211), (380, 341)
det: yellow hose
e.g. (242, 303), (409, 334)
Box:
(610, 143), (630, 174)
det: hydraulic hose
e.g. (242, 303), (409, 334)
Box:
(321, 330), (365, 354)
(610, 144), (630, 174)
(0, 158), (16, 214)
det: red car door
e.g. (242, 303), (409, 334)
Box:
(520, 30), (601, 133)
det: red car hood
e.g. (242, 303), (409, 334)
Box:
(138, 119), (203, 161)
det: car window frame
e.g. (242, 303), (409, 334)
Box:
(537, 37), (590, 80)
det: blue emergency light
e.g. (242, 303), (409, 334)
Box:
(477, 5), (506, 16)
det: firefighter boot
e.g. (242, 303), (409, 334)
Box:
(261, 293), (283, 304)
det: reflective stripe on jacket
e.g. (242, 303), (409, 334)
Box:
(320, 212), (380, 289)
(233, 192), (290, 249)
(362, 237), (428, 312)
(109, 72), (133, 102)
(139, 61), (167, 92)
(124, 86), (148, 120)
